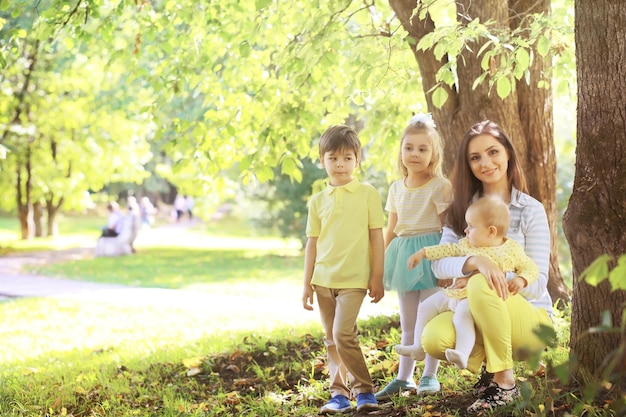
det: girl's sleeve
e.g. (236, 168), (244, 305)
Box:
(433, 178), (453, 214)
(431, 226), (471, 279)
(517, 204), (550, 300)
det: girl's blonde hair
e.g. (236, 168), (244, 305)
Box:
(397, 114), (444, 178)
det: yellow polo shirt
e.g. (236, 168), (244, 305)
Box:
(306, 179), (385, 289)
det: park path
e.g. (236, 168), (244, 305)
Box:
(0, 222), (397, 321)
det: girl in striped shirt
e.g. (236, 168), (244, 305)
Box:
(375, 114), (452, 400)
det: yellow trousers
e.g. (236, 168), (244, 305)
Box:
(421, 274), (553, 373)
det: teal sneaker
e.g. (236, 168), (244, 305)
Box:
(356, 392), (379, 412)
(416, 375), (441, 395)
(374, 378), (417, 400)
(319, 394), (352, 415)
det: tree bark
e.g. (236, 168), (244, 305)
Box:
(46, 196), (63, 237)
(388, 0), (569, 305)
(33, 201), (44, 237)
(16, 144), (34, 240)
(564, 0), (626, 381)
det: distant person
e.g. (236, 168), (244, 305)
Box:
(301, 125), (385, 414)
(395, 195), (539, 370)
(140, 196), (157, 228)
(101, 201), (123, 237)
(186, 195), (195, 220)
(126, 196), (141, 253)
(173, 194), (187, 222)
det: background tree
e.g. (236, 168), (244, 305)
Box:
(2, 1), (574, 303)
(0, 3), (153, 238)
(563, 0), (626, 383)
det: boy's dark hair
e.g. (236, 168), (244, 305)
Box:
(318, 125), (362, 160)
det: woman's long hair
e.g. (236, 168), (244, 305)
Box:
(444, 120), (528, 236)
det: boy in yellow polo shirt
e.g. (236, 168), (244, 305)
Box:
(302, 124), (385, 415)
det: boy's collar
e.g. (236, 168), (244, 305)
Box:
(325, 178), (360, 194)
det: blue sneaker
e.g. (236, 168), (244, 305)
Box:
(416, 375), (441, 395)
(320, 394), (352, 414)
(374, 378), (417, 400)
(356, 392), (379, 412)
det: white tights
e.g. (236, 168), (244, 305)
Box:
(397, 288), (440, 382)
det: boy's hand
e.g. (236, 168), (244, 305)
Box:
(302, 285), (315, 311)
(368, 279), (384, 303)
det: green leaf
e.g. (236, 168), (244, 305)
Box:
(239, 41), (251, 58)
(496, 76), (511, 99)
(280, 156), (297, 177)
(256, 165), (274, 182)
(537, 35), (550, 57)
(440, 68), (455, 86)
(608, 255), (626, 290)
(579, 254), (611, 286)
(62, 37), (75, 51)
(431, 86), (448, 109)
(433, 43), (446, 60)
(472, 72), (489, 90)
(515, 48), (530, 72)
(255, 0), (272, 10)
(351, 92), (364, 106)
(359, 69), (370, 86)
(240, 154), (253, 172)
(281, 157), (302, 182)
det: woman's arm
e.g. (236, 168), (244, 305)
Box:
(516, 204), (550, 300)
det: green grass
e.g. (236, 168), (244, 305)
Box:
(0, 215), (623, 416)
(26, 247), (303, 289)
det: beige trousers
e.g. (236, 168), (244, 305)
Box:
(315, 286), (373, 398)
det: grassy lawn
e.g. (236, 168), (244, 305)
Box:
(0, 215), (621, 416)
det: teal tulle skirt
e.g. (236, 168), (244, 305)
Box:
(383, 232), (442, 293)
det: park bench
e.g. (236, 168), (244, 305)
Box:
(94, 213), (140, 257)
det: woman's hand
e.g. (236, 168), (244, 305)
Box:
(468, 256), (508, 300)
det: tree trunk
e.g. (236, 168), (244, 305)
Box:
(16, 161), (33, 240)
(33, 201), (44, 237)
(388, 0), (570, 305)
(510, 0), (568, 307)
(45, 196), (63, 238)
(563, 0), (626, 381)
